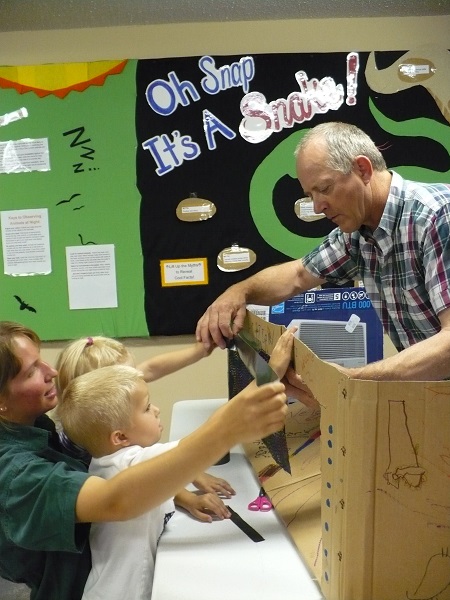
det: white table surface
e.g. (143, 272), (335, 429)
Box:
(152, 399), (323, 600)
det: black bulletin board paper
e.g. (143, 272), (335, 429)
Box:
(0, 49), (449, 339)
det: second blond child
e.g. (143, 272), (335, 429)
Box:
(55, 336), (235, 521)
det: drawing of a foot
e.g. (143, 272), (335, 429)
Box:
(384, 400), (425, 489)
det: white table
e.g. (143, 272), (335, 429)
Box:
(152, 399), (323, 600)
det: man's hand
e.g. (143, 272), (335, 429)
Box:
(196, 287), (247, 350)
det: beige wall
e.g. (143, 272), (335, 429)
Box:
(1, 16), (449, 63)
(1, 16), (447, 439)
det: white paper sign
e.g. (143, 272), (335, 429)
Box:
(66, 244), (118, 309)
(1, 208), (52, 275)
(0, 138), (50, 174)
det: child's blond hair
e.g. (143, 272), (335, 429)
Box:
(56, 336), (133, 397)
(58, 364), (144, 457)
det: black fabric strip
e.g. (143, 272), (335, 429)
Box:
(226, 506), (265, 543)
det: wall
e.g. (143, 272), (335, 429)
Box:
(1, 15), (448, 439)
(1, 16), (449, 63)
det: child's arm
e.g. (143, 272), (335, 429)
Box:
(75, 379), (287, 523)
(192, 472), (235, 498)
(137, 341), (215, 383)
(174, 489), (231, 523)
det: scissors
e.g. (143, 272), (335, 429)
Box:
(248, 487), (273, 512)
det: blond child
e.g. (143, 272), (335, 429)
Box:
(58, 325), (296, 600)
(58, 357), (289, 600)
(55, 336), (215, 396)
(59, 365), (226, 598)
(55, 336), (235, 520)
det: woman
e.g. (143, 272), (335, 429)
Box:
(0, 321), (289, 600)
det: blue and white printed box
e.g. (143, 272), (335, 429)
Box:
(268, 287), (383, 366)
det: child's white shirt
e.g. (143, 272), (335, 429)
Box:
(82, 441), (179, 600)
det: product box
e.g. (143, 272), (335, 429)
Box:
(241, 311), (450, 600)
(268, 286), (383, 367)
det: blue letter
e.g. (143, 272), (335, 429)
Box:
(199, 56), (220, 95)
(146, 71), (200, 116)
(202, 110), (236, 150)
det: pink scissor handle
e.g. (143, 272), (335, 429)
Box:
(248, 488), (273, 511)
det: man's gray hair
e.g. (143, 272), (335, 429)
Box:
(295, 122), (386, 173)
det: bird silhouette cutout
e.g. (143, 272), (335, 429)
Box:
(13, 295), (37, 313)
(56, 193), (81, 206)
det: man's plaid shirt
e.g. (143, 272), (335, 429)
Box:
(302, 171), (450, 352)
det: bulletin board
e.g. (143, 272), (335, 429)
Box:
(0, 46), (449, 340)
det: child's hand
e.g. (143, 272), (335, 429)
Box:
(192, 472), (235, 498)
(175, 490), (231, 522)
(214, 379), (287, 444)
(268, 326), (297, 379)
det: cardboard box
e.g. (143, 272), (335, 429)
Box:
(241, 311), (450, 600)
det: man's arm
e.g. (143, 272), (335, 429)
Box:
(336, 307), (450, 381)
(196, 259), (324, 349)
(75, 380), (287, 523)
(137, 341), (214, 383)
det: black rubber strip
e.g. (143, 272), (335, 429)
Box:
(226, 506), (265, 543)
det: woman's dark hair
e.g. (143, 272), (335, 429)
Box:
(0, 322), (40, 395)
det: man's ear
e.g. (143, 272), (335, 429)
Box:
(110, 430), (131, 448)
(354, 155), (373, 184)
